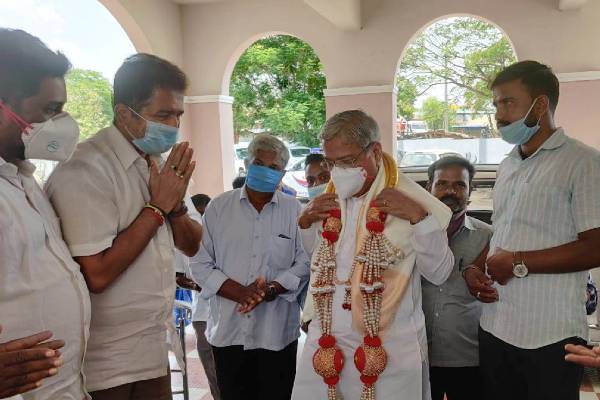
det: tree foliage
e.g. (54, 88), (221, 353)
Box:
(64, 69), (113, 141)
(230, 35), (326, 147)
(397, 17), (517, 117)
(421, 97), (457, 130)
(396, 75), (418, 120)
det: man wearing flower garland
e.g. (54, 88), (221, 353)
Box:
(293, 110), (454, 400)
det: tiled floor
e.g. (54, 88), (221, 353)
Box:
(581, 367), (600, 399)
(171, 325), (600, 399)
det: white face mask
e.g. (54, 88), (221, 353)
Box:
(21, 113), (79, 162)
(331, 166), (367, 199)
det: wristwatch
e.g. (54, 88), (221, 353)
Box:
(265, 283), (279, 302)
(512, 251), (528, 278)
(169, 201), (188, 219)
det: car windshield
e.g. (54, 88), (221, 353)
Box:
(470, 185), (493, 211)
(397, 122), (515, 168)
(235, 148), (248, 159)
(290, 148), (310, 157)
(291, 160), (305, 171)
(399, 153), (437, 167)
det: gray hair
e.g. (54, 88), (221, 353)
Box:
(247, 134), (290, 168)
(319, 109), (380, 148)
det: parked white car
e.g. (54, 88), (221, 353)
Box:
(406, 120), (429, 134)
(234, 142), (249, 175)
(281, 158), (309, 200)
(398, 149), (465, 167)
(287, 145), (311, 168)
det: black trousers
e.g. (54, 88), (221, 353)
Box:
(211, 340), (297, 400)
(479, 327), (585, 400)
(430, 366), (482, 400)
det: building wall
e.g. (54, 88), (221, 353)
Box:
(102, 0), (600, 194)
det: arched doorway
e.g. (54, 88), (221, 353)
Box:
(395, 15), (517, 168)
(225, 33), (327, 198)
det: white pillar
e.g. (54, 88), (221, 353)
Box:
(180, 95), (236, 198)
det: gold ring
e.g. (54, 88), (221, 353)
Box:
(175, 171), (184, 179)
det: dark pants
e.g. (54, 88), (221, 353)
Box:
(211, 340), (297, 400)
(430, 366), (482, 400)
(479, 327), (585, 400)
(89, 370), (171, 400)
(192, 321), (221, 400)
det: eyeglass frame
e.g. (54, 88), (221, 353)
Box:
(320, 142), (375, 171)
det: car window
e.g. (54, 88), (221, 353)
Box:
(291, 160), (305, 171)
(469, 185), (493, 211)
(236, 148), (248, 160)
(291, 148), (310, 157)
(400, 153), (436, 167)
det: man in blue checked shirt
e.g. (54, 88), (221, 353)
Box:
(190, 134), (310, 400)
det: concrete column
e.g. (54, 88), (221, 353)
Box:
(555, 72), (600, 151)
(324, 85), (397, 156)
(180, 95), (236, 198)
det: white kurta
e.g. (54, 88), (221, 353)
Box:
(292, 195), (453, 400)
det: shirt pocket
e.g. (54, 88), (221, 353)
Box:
(268, 235), (294, 272)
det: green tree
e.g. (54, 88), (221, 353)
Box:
(421, 97), (456, 130)
(398, 17), (517, 115)
(230, 35), (326, 147)
(64, 69), (113, 141)
(396, 75), (418, 120)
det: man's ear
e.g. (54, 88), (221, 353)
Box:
(373, 142), (383, 162)
(425, 181), (432, 192)
(114, 104), (129, 123)
(535, 95), (550, 118)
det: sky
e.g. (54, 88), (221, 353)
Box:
(0, 0), (136, 81)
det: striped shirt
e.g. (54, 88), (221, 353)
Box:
(480, 128), (600, 349)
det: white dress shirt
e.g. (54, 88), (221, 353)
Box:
(46, 126), (176, 392)
(0, 157), (90, 400)
(190, 187), (311, 351)
(292, 195), (453, 400)
(481, 128), (600, 349)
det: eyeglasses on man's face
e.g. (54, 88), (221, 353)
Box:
(320, 142), (374, 171)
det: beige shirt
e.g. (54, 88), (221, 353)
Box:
(46, 126), (176, 392)
(0, 157), (90, 400)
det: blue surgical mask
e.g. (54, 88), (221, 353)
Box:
(307, 183), (327, 199)
(126, 107), (179, 155)
(246, 164), (284, 193)
(498, 98), (541, 145)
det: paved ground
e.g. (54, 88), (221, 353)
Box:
(171, 324), (600, 399)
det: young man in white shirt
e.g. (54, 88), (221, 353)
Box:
(46, 54), (202, 400)
(473, 60), (600, 400)
(0, 28), (90, 400)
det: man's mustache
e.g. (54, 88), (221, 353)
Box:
(440, 195), (459, 205)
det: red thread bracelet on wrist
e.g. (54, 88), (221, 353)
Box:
(143, 205), (165, 226)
